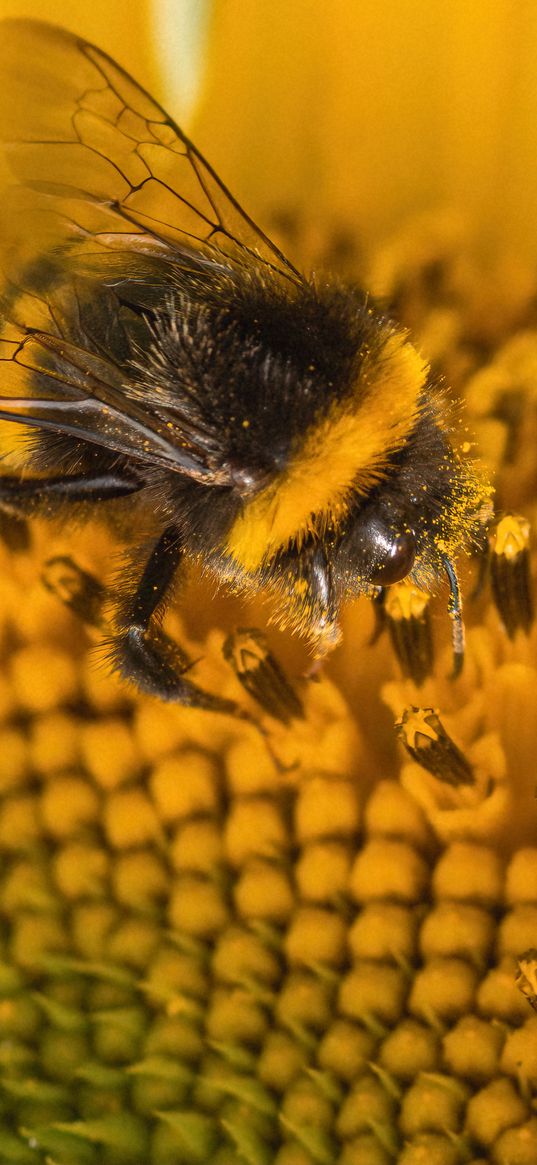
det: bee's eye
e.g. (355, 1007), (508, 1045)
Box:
(369, 528), (416, 586)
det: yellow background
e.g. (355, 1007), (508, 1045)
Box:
(2, 0), (537, 255)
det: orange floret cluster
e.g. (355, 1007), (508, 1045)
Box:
(0, 217), (537, 1163)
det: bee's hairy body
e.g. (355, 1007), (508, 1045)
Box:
(0, 19), (489, 710)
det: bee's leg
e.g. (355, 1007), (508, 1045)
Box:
(302, 545), (342, 677)
(442, 554), (465, 678)
(0, 472), (141, 515)
(112, 525), (240, 715)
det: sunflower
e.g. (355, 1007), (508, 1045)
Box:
(1, 5), (537, 1164)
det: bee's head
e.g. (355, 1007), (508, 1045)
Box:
(252, 367), (489, 657)
(336, 408), (490, 673)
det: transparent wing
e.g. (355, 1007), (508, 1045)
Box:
(0, 326), (229, 482)
(0, 19), (299, 484)
(0, 18), (302, 284)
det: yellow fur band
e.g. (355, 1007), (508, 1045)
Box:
(224, 331), (428, 572)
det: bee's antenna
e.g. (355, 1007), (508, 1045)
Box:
(442, 554), (465, 678)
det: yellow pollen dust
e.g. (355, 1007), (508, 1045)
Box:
(225, 334), (428, 571)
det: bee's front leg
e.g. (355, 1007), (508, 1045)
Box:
(297, 545), (342, 676)
(0, 471), (141, 515)
(0, 469), (142, 554)
(112, 525), (240, 714)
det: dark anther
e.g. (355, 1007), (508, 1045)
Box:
(489, 514), (534, 638)
(223, 627), (304, 724)
(383, 582), (434, 685)
(516, 949), (537, 1012)
(42, 556), (107, 629)
(395, 706), (474, 787)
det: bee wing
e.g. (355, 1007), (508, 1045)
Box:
(0, 327), (226, 482)
(0, 18), (301, 285)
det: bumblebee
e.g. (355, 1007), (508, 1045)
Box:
(0, 20), (488, 712)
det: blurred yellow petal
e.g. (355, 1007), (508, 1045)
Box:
(192, 1), (537, 256)
(0, 0), (158, 90)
